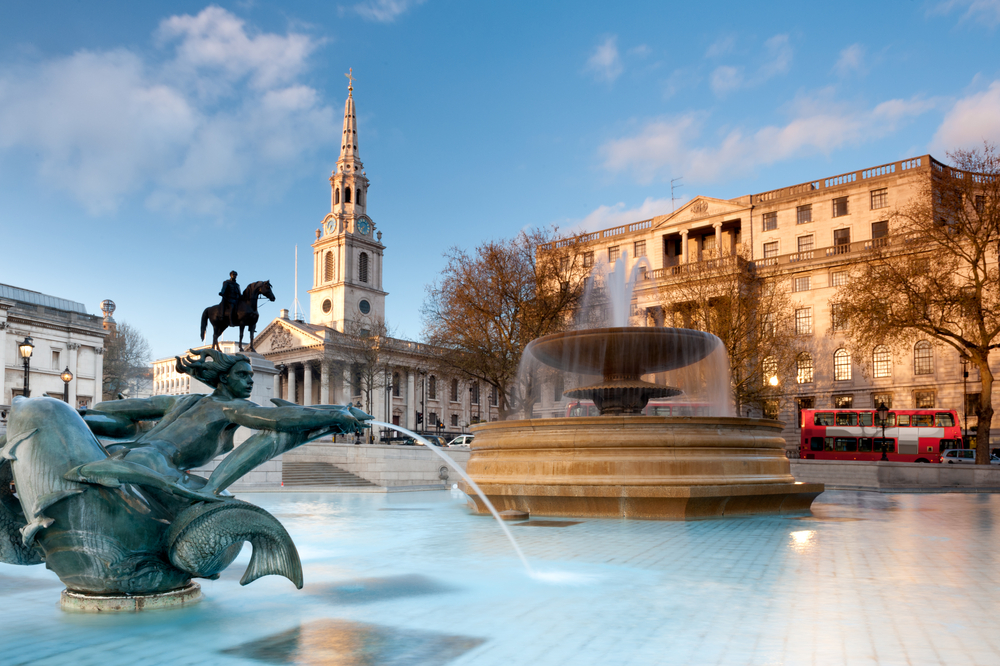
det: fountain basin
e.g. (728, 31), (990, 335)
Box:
(461, 417), (823, 520)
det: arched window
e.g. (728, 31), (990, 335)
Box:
(344, 187), (352, 204)
(356, 187), (362, 205)
(428, 375), (437, 400)
(450, 378), (459, 401)
(335, 188), (340, 204)
(796, 353), (813, 384)
(762, 356), (777, 387)
(392, 372), (400, 397)
(873, 346), (892, 378)
(358, 252), (369, 283)
(914, 341), (933, 375)
(834, 349), (851, 381)
(324, 251), (334, 282)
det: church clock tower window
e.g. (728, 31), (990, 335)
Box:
(335, 189), (339, 204)
(324, 252), (334, 282)
(345, 188), (352, 204)
(359, 253), (369, 283)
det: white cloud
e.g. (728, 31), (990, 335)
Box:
(705, 35), (736, 58)
(708, 34), (791, 97)
(0, 6), (336, 215)
(569, 196), (676, 234)
(600, 94), (935, 184)
(932, 80), (1000, 152)
(758, 34), (792, 80)
(586, 36), (623, 83)
(932, 0), (1000, 26)
(710, 66), (743, 95)
(346, 0), (426, 23)
(834, 44), (866, 77)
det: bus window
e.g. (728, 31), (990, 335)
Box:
(810, 437), (824, 451)
(814, 413), (835, 426)
(898, 415), (910, 427)
(835, 413), (858, 426)
(824, 437), (834, 451)
(859, 438), (873, 452)
(939, 439), (960, 452)
(885, 414), (896, 427)
(835, 437), (857, 452)
(912, 414), (933, 427)
(936, 413), (955, 427)
(859, 412), (874, 426)
(874, 438), (896, 453)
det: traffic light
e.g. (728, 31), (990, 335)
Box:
(416, 411), (423, 424)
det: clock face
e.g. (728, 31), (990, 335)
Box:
(357, 217), (371, 236)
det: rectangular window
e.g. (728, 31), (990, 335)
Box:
(832, 196), (849, 217)
(583, 252), (594, 268)
(762, 212), (777, 231)
(634, 240), (646, 258)
(796, 204), (812, 224)
(471, 384), (479, 405)
(763, 400), (779, 420)
(795, 308), (812, 335)
(872, 393), (893, 410)
(859, 437), (873, 452)
(860, 412), (874, 426)
(763, 241), (779, 258)
(912, 414), (933, 427)
(703, 234), (716, 252)
(831, 271), (848, 287)
(870, 188), (888, 210)
(429, 412), (439, 427)
(451, 414), (459, 427)
(975, 195), (985, 214)
(966, 392), (981, 415)
(914, 391), (935, 409)
(51, 350), (60, 370)
(796, 397), (815, 428)
(450, 378), (458, 402)
(814, 412), (835, 426)
(835, 410), (857, 424)
(831, 303), (848, 332)
(793, 276), (810, 292)
(898, 414), (911, 427)
(797, 235), (814, 253)
(608, 246), (620, 263)
(833, 228), (850, 253)
(936, 413), (955, 427)
(559, 256), (569, 272)
(872, 220), (888, 240)
(490, 386), (498, 406)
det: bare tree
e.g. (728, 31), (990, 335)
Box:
(837, 145), (1000, 463)
(102, 321), (152, 400)
(422, 227), (588, 417)
(341, 315), (395, 415)
(657, 247), (796, 416)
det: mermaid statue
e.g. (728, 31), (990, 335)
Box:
(0, 348), (370, 597)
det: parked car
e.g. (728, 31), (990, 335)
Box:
(420, 435), (449, 447)
(940, 449), (1000, 464)
(447, 434), (474, 448)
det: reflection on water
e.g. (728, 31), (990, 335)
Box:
(221, 618), (486, 666)
(789, 530), (815, 553)
(308, 574), (457, 605)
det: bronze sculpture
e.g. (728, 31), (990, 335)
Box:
(0, 348), (371, 596)
(201, 279), (275, 352)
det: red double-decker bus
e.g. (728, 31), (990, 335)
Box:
(799, 408), (962, 463)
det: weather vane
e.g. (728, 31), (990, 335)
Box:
(345, 67), (356, 92)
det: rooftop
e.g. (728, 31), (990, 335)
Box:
(0, 284), (89, 315)
(3, 488), (999, 665)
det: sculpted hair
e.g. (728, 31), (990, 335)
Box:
(175, 348), (251, 389)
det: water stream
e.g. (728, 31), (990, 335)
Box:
(369, 420), (534, 575)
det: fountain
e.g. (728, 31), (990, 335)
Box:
(460, 252), (823, 520)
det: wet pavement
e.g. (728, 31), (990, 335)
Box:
(2, 489), (999, 665)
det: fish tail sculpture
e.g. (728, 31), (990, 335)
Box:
(167, 500), (303, 588)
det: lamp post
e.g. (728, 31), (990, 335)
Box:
(60, 367), (74, 403)
(18, 336), (34, 398)
(419, 370), (427, 436)
(961, 357), (969, 447)
(877, 401), (889, 462)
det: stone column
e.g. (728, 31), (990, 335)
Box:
(713, 222), (723, 258)
(680, 229), (689, 264)
(67, 343), (79, 406)
(288, 363), (297, 404)
(303, 363), (313, 406)
(320, 362), (330, 404)
(94, 346), (104, 403)
(406, 370), (415, 430)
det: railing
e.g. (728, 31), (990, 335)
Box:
(751, 156), (929, 204)
(539, 219), (653, 251)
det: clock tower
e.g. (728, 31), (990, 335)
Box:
(309, 70), (387, 332)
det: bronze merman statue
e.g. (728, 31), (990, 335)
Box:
(0, 348), (372, 596)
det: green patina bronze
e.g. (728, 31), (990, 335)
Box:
(0, 348), (371, 595)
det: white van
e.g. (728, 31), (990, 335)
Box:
(447, 434), (474, 448)
(941, 449), (1000, 464)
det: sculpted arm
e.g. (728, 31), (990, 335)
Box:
(222, 402), (363, 434)
(83, 396), (180, 439)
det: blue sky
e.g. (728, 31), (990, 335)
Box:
(1, 0), (999, 359)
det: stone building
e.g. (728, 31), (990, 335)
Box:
(251, 81), (499, 437)
(1, 284), (106, 412)
(537, 156), (988, 452)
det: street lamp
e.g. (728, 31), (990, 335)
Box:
(60, 367), (74, 403)
(961, 357), (969, 447)
(18, 336), (34, 398)
(877, 401), (889, 461)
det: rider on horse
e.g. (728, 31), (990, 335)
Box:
(219, 271), (241, 326)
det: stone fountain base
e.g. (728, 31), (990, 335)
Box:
(461, 417), (824, 520)
(60, 582), (203, 613)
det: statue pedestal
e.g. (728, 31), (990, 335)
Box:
(60, 582), (203, 613)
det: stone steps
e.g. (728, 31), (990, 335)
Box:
(282, 462), (378, 487)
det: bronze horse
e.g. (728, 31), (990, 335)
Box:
(201, 280), (275, 352)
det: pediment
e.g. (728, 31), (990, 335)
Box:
(254, 319), (325, 354)
(651, 196), (748, 230)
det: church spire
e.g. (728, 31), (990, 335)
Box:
(339, 68), (360, 166)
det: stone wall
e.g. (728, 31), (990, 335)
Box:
(283, 441), (470, 487)
(790, 459), (1000, 492)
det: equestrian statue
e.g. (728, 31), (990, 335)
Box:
(0, 347), (372, 598)
(201, 272), (275, 352)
